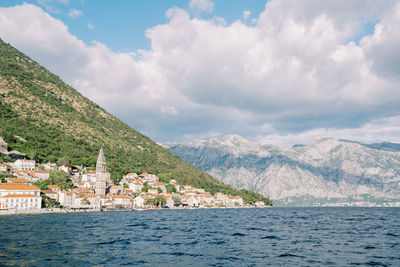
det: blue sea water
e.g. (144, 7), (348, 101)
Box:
(0, 207), (399, 266)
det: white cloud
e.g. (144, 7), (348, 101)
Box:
(255, 115), (400, 147)
(67, 8), (83, 19)
(189, 0), (214, 13)
(87, 22), (94, 30)
(0, 1), (400, 145)
(160, 105), (178, 115)
(243, 10), (251, 20)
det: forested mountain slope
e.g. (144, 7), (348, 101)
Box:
(0, 39), (271, 205)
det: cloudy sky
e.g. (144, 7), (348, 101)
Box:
(1, 0), (400, 146)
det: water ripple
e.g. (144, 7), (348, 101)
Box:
(0, 207), (399, 266)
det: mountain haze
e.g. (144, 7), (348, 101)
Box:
(163, 135), (400, 206)
(0, 39), (271, 204)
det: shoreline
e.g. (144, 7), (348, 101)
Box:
(4, 205), (400, 216)
(0, 206), (273, 216)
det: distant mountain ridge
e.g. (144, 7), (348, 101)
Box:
(339, 139), (400, 152)
(163, 135), (400, 206)
(0, 39), (271, 205)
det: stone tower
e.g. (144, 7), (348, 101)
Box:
(95, 147), (107, 196)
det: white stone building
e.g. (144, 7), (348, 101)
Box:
(128, 181), (143, 192)
(0, 194), (41, 210)
(43, 163), (57, 171)
(12, 159), (35, 171)
(0, 183), (40, 197)
(42, 190), (59, 202)
(0, 183), (41, 210)
(133, 195), (151, 208)
(112, 195), (132, 208)
(139, 173), (159, 182)
(77, 194), (102, 209)
(229, 196), (244, 206)
(82, 170), (96, 182)
(58, 191), (74, 207)
(109, 185), (123, 195)
(28, 170), (50, 181)
(58, 165), (71, 175)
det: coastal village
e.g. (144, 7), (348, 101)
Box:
(0, 138), (266, 213)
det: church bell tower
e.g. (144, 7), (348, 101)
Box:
(95, 147), (107, 196)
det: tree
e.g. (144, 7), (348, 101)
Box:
(81, 198), (90, 206)
(57, 157), (70, 166)
(166, 184), (177, 193)
(41, 194), (61, 208)
(172, 195), (181, 206)
(142, 182), (151, 192)
(157, 187), (162, 194)
(49, 170), (74, 190)
(145, 196), (166, 207)
(34, 170), (74, 190)
(123, 183), (128, 189)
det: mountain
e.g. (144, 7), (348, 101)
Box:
(339, 139), (400, 152)
(0, 39), (271, 205)
(163, 135), (400, 206)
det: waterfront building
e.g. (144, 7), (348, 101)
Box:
(0, 194), (41, 210)
(254, 201), (265, 207)
(78, 194), (102, 209)
(230, 196), (244, 206)
(41, 190), (59, 201)
(133, 195), (151, 208)
(58, 191), (74, 207)
(0, 183), (40, 197)
(111, 195), (132, 208)
(0, 183), (41, 210)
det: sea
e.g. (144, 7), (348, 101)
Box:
(0, 207), (399, 266)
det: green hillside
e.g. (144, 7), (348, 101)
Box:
(0, 39), (272, 205)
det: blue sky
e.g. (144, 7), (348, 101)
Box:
(1, 0), (266, 52)
(1, 0), (400, 146)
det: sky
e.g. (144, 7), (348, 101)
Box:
(0, 0), (400, 146)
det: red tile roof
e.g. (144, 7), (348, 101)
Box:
(0, 184), (40, 190)
(0, 194), (40, 198)
(6, 178), (28, 183)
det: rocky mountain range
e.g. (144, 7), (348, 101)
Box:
(163, 135), (400, 205)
